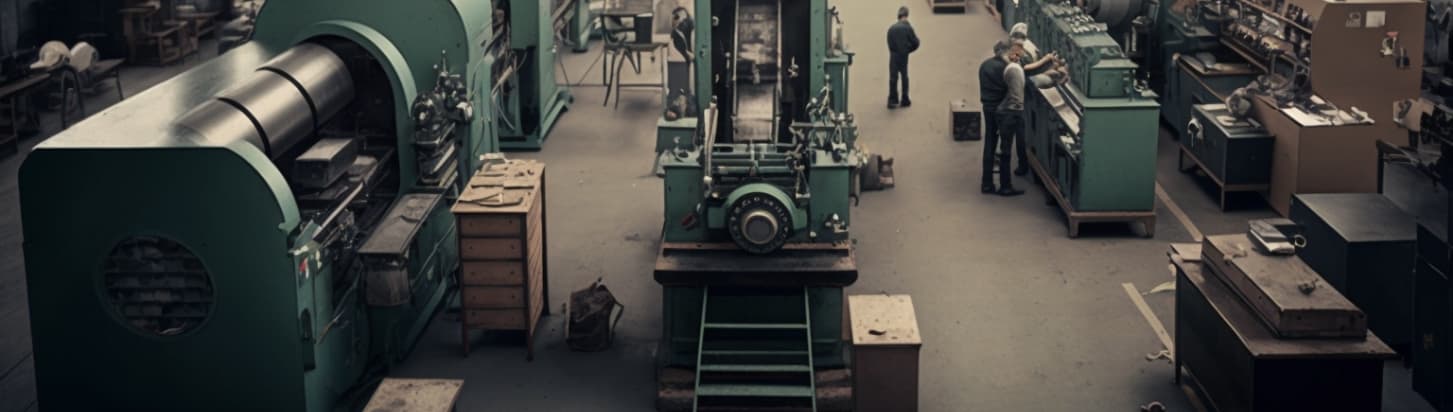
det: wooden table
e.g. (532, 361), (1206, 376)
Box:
(0, 73), (51, 155)
(364, 378), (463, 412)
(598, 0), (667, 108)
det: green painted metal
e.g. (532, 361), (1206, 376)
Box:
(656, 117), (698, 153)
(1018, 0), (1160, 213)
(715, 183), (807, 232)
(659, 0), (858, 392)
(20, 1), (505, 411)
(498, 0), (574, 151)
(561, 0), (594, 53)
(691, 287), (818, 410)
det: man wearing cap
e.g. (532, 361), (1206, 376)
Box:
(886, 6), (920, 108)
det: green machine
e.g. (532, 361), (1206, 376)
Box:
(20, 1), (508, 410)
(1017, 0), (1161, 233)
(653, 0), (860, 409)
(555, 0), (594, 53)
(496, 0), (575, 151)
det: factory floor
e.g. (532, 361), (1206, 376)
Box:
(0, 5), (1438, 412)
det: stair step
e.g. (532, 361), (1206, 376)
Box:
(696, 384), (815, 398)
(699, 364), (813, 373)
(700, 350), (809, 356)
(703, 323), (807, 330)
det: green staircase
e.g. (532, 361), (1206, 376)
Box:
(692, 287), (817, 411)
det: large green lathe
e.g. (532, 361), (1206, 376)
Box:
(20, 1), (512, 410)
(654, 0), (861, 409)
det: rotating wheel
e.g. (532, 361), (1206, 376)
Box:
(728, 192), (794, 254)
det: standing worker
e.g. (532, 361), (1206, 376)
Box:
(982, 41), (1032, 196)
(886, 6), (920, 109)
(979, 40), (1012, 194)
(1006, 24), (1063, 176)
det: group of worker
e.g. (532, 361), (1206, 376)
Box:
(886, 8), (1066, 197)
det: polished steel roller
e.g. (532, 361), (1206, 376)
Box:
(175, 42), (356, 158)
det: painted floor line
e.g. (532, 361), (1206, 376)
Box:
(1155, 182), (1202, 242)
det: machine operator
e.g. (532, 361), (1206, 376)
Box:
(981, 40), (1053, 196)
(886, 5), (920, 109)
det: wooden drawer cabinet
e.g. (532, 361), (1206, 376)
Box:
(452, 159), (548, 360)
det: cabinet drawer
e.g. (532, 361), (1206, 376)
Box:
(463, 286), (523, 308)
(461, 261), (525, 286)
(459, 215), (523, 237)
(460, 238), (523, 260)
(464, 309), (526, 329)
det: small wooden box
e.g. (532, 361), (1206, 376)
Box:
(850, 294), (921, 412)
(928, 0), (969, 13)
(452, 159), (548, 360)
(365, 378), (463, 412)
(950, 100), (981, 141)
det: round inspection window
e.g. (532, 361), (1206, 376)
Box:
(101, 236), (215, 337)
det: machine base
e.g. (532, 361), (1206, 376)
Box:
(500, 89), (573, 151)
(655, 366), (853, 412)
(1026, 148), (1156, 238)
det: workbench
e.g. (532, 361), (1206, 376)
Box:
(0, 73), (51, 156)
(1171, 244), (1395, 411)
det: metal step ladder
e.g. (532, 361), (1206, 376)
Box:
(692, 287), (817, 411)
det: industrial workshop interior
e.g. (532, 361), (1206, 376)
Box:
(7, 0), (1453, 411)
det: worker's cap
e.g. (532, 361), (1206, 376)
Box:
(898, 6), (910, 17)
(1010, 23), (1030, 39)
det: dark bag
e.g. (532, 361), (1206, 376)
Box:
(566, 278), (625, 352)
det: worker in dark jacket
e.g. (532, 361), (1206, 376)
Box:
(886, 6), (920, 108)
(979, 40), (1014, 194)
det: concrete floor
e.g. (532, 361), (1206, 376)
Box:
(0, 3), (1440, 412)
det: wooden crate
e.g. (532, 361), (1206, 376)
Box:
(1201, 234), (1367, 338)
(452, 159), (548, 360)
(849, 294), (921, 412)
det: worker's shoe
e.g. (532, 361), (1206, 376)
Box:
(900, 99), (912, 107)
(1013, 166), (1029, 176)
(998, 187), (1025, 197)
(887, 99), (899, 109)
(981, 184), (996, 194)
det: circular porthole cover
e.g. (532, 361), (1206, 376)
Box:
(102, 236), (214, 337)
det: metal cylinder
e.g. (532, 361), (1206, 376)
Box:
(173, 99), (267, 151)
(260, 43), (355, 130)
(216, 69), (316, 156)
(176, 42), (356, 158)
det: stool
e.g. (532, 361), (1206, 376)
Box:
(850, 294), (922, 412)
